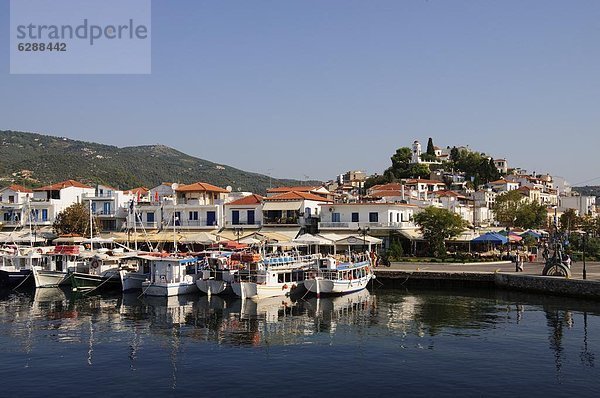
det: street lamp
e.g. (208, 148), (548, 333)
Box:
(358, 226), (370, 252)
(234, 227), (244, 244)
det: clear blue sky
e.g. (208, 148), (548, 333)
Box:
(2, 0), (600, 185)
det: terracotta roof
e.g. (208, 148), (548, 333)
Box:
(489, 179), (508, 185)
(176, 182), (229, 193)
(406, 179), (446, 185)
(227, 194), (264, 206)
(3, 184), (33, 193)
(368, 190), (404, 197)
(436, 190), (467, 199)
(264, 191), (332, 202)
(267, 186), (322, 193)
(318, 202), (418, 208)
(370, 183), (403, 191)
(124, 187), (149, 195)
(34, 180), (92, 191)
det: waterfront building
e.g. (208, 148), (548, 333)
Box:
(224, 194), (263, 229)
(0, 184), (33, 229)
(82, 185), (134, 231)
(262, 191), (332, 236)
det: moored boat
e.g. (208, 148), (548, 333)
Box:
(142, 256), (202, 297)
(303, 253), (374, 297)
(69, 250), (136, 291)
(231, 253), (320, 300)
(32, 245), (85, 288)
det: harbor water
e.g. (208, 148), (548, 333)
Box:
(1, 287), (599, 397)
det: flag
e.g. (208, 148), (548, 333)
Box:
(154, 190), (159, 202)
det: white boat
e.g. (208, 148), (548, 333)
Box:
(1, 246), (48, 288)
(142, 256), (202, 297)
(303, 253), (374, 297)
(32, 245), (85, 288)
(196, 251), (248, 296)
(231, 253), (320, 299)
(69, 250), (133, 291)
(119, 254), (153, 292)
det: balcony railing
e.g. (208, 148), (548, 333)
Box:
(83, 193), (116, 199)
(318, 221), (414, 230)
(263, 217), (299, 225)
(225, 221), (262, 227)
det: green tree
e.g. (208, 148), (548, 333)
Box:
(426, 137), (436, 156)
(492, 190), (547, 229)
(53, 203), (99, 236)
(408, 163), (431, 179)
(560, 208), (580, 232)
(413, 206), (468, 257)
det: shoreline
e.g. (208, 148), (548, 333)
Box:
(374, 261), (600, 300)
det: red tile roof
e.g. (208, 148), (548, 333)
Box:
(264, 191), (332, 202)
(176, 182), (229, 193)
(34, 180), (92, 191)
(368, 190), (404, 197)
(124, 187), (149, 195)
(4, 184), (33, 193)
(227, 194), (263, 206)
(267, 186), (322, 193)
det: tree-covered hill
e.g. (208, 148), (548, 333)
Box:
(0, 130), (317, 193)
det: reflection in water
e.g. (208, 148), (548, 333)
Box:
(1, 287), (600, 396)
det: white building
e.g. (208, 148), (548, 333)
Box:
(82, 184), (134, 231)
(29, 180), (95, 227)
(0, 184), (34, 229)
(224, 194), (263, 228)
(560, 195), (596, 217)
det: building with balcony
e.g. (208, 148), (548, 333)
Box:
(172, 182), (228, 230)
(82, 185), (134, 231)
(0, 185), (33, 229)
(27, 180), (95, 227)
(224, 194), (263, 228)
(262, 191), (332, 235)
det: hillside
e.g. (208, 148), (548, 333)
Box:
(572, 186), (600, 199)
(0, 130), (317, 193)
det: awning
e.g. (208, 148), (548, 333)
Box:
(293, 233), (335, 245)
(262, 201), (302, 211)
(216, 228), (260, 242)
(259, 227), (301, 240)
(179, 232), (218, 244)
(397, 229), (424, 241)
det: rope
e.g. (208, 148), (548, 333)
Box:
(82, 273), (116, 296)
(137, 278), (154, 298)
(12, 272), (32, 290)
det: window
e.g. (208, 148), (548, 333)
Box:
(332, 212), (340, 222)
(147, 212), (155, 223)
(247, 210), (255, 225)
(369, 212), (378, 222)
(174, 211), (181, 226)
(103, 202), (111, 215)
(41, 209), (48, 221)
(3, 212), (11, 222)
(397, 213), (400, 222)
(8, 195), (14, 204)
(189, 211), (199, 221)
(351, 212), (359, 222)
(305, 207), (311, 217)
(232, 210), (240, 225)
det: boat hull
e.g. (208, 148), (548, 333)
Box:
(142, 282), (199, 297)
(32, 268), (69, 288)
(232, 281), (302, 299)
(119, 270), (148, 292)
(196, 279), (232, 296)
(70, 272), (121, 291)
(304, 275), (372, 296)
(0, 269), (33, 288)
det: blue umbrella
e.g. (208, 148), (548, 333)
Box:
(472, 232), (508, 244)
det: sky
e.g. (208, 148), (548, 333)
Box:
(1, 0), (600, 186)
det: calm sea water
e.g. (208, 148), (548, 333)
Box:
(1, 286), (599, 398)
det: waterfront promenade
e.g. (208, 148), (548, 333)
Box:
(374, 259), (600, 299)
(378, 260), (600, 281)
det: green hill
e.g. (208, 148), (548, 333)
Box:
(0, 130), (318, 193)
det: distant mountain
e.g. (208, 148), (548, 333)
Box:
(572, 186), (600, 199)
(0, 130), (319, 193)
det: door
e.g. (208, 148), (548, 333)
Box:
(207, 211), (216, 226)
(247, 210), (255, 225)
(232, 210), (240, 225)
